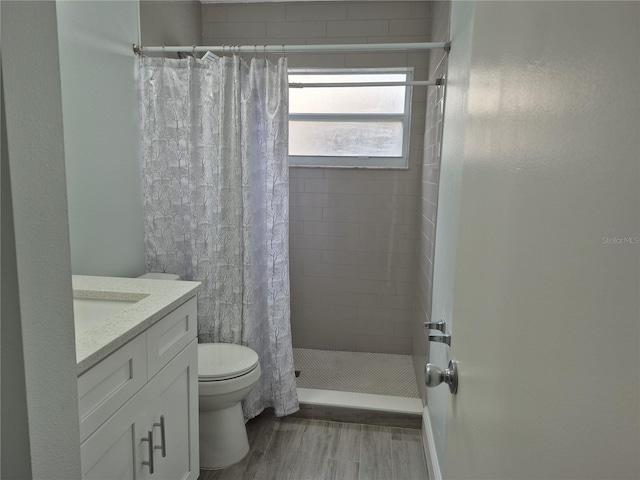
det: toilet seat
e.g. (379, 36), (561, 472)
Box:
(198, 343), (259, 381)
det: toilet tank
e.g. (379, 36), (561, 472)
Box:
(138, 273), (180, 281)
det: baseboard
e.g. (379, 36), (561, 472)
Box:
(422, 406), (442, 480)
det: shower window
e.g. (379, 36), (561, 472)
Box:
(288, 68), (413, 169)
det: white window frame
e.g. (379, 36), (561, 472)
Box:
(288, 67), (414, 169)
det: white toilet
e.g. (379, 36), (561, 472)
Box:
(138, 272), (182, 281)
(138, 273), (261, 470)
(198, 343), (261, 470)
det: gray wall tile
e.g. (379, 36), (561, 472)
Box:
(226, 4), (285, 22)
(390, 18), (430, 36)
(327, 20), (389, 37)
(267, 21), (327, 38)
(347, 3), (411, 20)
(286, 3), (347, 21)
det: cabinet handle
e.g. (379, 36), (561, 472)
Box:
(153, 415), (167, 457)
(142, 430), (154, 474)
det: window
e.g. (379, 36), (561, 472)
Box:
(288, 68), (413, 169)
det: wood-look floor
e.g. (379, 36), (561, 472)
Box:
(199, 411), (428, 480)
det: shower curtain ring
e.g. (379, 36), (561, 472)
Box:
(162, 45), (166, 63)
(263, 44), (267, 59)
(192, 45), (196, 58)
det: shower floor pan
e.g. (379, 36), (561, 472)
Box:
(292, 348), (422, 428)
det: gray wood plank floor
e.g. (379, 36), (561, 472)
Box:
(199, 412), (428, 480)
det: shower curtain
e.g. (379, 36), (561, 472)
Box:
(138, 55), (298, 418)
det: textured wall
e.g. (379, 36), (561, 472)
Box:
(2, 2), (82, 476)
(1, 48), (33, 480)
(412, 0), (450, 403)
(202, 1), (432, 354)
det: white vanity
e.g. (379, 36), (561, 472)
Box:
(73, 276), (201, 480)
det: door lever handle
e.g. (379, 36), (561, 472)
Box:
(424, 320), (446, 332)
(428, 332), (451, 346)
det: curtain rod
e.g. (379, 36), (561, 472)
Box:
(289, 80), (442, 88)
(133, 42), (450, 55)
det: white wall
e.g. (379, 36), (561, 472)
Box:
(1, 1), (81, 477)
(57, 0), (146, 277)
(431, 1), (639, 478)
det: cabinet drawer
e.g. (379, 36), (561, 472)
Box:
(146, 297), (197, 379)
(78, 333), (147, 442)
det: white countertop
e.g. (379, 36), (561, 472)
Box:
(73, 275), (201, 375)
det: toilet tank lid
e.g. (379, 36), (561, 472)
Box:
(138, 273), (180, 281)
(198, 343), (259, 380)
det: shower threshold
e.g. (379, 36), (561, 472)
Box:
(292, 348), (423, 428)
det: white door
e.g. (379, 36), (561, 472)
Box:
(430, 2), (639, 479)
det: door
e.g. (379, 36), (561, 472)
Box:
(430, 2), (639, 479)
(147, 340), (199, 480)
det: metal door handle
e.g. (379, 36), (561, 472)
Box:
(142, 430), (154, 474)
(153, 415), (166, 457)
(424, 320), (446, 332)
(428, 332), (451, 346)
(425, 360), (458, 394)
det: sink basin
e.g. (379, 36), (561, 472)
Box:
(73, 297), (137, 335)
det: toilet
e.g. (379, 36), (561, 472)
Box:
(138, 272), (182, 281)
(198, 343), (261, 469)
(138, 273), (261, 470)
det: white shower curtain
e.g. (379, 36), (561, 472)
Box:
(138, 55), (298, 418)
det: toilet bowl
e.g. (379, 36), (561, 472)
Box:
(198, 343), (261, 470)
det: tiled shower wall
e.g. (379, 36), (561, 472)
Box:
(202, 1), (432, 354)
(412, 0), (450, 402)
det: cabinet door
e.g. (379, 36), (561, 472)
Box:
(81, 388), (153, 480)
(147, 340), (199, 480)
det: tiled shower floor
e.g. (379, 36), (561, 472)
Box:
(293, 348), (420, 398)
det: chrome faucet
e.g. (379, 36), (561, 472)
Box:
(423, 320), (446, 332)
(428, 332), (451, 347)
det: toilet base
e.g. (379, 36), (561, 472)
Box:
(199, 402), (249, 469)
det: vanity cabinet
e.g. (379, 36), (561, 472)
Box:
(78, 297), (199, 480)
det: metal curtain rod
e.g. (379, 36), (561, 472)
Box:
(133, 42), (450, 55)
(289, 79), (442, 88)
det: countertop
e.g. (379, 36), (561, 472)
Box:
(73, 275), (201, 375)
